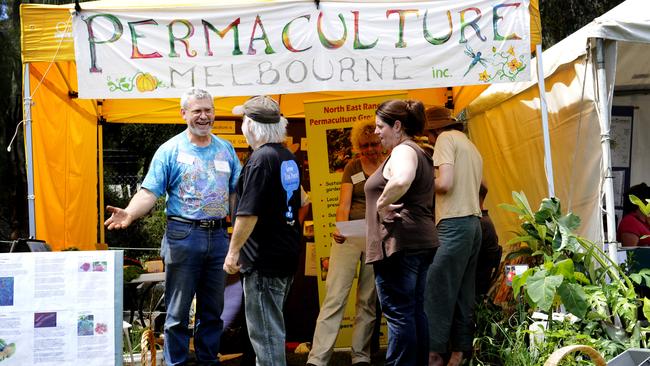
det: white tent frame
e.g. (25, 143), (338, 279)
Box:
(467, 0), (650, 263)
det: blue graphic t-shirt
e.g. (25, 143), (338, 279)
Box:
(141, 131), (241, 219)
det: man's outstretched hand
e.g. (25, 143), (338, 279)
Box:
(104, 206), (134, 230)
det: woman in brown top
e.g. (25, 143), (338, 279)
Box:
(365, 99), (438, 366)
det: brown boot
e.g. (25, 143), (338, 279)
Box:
(447, 351), (463, 366)
(429, 352), (444, 366)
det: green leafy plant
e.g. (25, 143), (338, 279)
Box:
(498, 192), (650, 353)
(471, 300), (543, 366)
(123, 265), (146, 283)
(472, 192), (650, 365)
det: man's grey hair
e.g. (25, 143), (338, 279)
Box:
(243, 115), (288, 145)
(180, 88), (213, 109)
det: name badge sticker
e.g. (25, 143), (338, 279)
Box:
(350, 172), (366, 185)
(177, 152), (195, 165)
(214, 160), (231, 173)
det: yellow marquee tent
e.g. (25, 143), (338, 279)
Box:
(465, 0), (650, 261)
(20, 0), (541, 250)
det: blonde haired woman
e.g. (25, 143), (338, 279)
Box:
(307, 119), (385, 366)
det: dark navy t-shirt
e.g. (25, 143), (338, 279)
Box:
(236, 143), (301, 277)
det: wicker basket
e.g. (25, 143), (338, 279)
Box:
(544, 345), (607, 366)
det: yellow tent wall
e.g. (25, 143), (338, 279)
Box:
(28, 61), (99, 250)
(466, 58), (602, 246)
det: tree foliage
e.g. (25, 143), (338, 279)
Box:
(540, 0), (625, 49)
(0, 0), (28, 240)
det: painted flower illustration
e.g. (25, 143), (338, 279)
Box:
(508, 58), (523, 72)
(508, 45), (516, 56)
(479, 70), (491, 82)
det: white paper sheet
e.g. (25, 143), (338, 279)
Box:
(335, 219), (366, 240)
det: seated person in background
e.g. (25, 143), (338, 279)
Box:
(617, 183), (650, 247)
(475, 183), (502, 298)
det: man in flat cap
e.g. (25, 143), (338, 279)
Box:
(224, 96), (301, 366)
(423, 106), (483, 366)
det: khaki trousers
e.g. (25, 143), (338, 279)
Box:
(307, 236), (377, 365)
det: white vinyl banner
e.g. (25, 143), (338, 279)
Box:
(72, 0), (531, 98)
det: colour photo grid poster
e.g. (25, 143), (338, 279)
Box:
(0, 251), (120, 366)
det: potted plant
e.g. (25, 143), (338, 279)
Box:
(471, 192), (650, 365)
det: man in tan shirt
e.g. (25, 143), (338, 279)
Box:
(423, 106), (483, 366)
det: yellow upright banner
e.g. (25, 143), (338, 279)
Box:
(304, 93), (405, 347)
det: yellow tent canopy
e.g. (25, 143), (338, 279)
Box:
(20, 0), (541, 250)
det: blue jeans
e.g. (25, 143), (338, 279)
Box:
(425, 216), (481, 353)
(242, 271), (293, 366)
(374, 251), (433, 366)
(163, 220), (228, 366)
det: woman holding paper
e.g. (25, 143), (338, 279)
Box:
(307, 119), (385, 366)
(365, 99), (438, 366)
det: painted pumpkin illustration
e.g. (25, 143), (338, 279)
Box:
(135, 73), (158, 92)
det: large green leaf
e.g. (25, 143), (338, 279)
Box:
(613, 297), (638, 331)
(551, 229), (563, 251)
(558, 212), (581, 231)
(586, 287), (609, 320)
(506, 236), (537, 246)
(512, 268), (533, 298)
(534, 209), (553, 224)
(574, 271), (591, 285)
(643, 298), (650, 322)
(557, 282), (588, 318)
(629, 269), (650, 287)
(498, 203), (528, 217)
(526, 270), (563, 311)
(552, 259), (575, 281)
(522, 223), (541, 240)
(555, 223), (575, 252)
(539, 197), (561, 219)
(536, 224), (547, 246)
(512, 191), (533, 215)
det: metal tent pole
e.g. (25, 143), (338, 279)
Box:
(24, 63), (36, 238)
(535, 44), (556, 198)
(595, 38), (618, 263)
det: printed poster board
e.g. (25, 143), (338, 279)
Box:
(0, 250), (123, 366)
